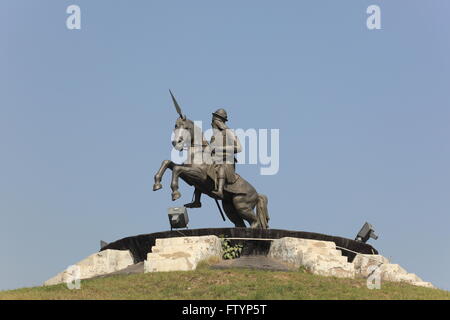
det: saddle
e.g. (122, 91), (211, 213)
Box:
(206, 164), (243, 195)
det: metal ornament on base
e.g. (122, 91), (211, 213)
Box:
(100, 240), (109, 250)
(168, 207), (189, 230)
(355, 222), (378, 243)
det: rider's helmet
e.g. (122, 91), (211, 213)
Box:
(212, 108), (228, 122)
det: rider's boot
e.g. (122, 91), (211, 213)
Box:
(184, 189), (202, 208)
(184, 201), (202, 208)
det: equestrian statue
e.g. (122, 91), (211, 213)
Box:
(153, 91), (269, 229)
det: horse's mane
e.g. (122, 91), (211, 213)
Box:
(186, 118), (209, 147)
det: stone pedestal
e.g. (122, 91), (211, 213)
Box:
(43, 232), (435, 290)
(144, 235), (223, 272)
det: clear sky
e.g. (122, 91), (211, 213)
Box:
(1, 0), (449, 291)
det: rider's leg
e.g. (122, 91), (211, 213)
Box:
(184, 188), (202, 208)
(212, 166), (225, 199)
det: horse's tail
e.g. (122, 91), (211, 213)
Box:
(256, 194), (269, 229)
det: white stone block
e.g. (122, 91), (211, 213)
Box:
(269, 237), (355, 278)
(353, 254), (435, 288)
(413, 281), (435, 289)
(44, 249), (134, 286)
(144, 235), (223, 273)
(353, 254), (390, 278)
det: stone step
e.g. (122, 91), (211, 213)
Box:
(155, 236), (221, 247)
(301, 252), (349, 265)
(152, 244), (219, 255)
(379, 263), (408, 277)
(394, 273), (422, 284)
(147, 250), (205, 261)
(352, 256), (435, 288)
(271, 237), (337, 250)
(296, 246), (342, 257)
(353, 254), (391, 278)
(269, 246), (342, 259)
(413, 281), (435, 289)
(308, 263), (355, 278)
(354, 254), (390, 266)
(268, 237), (354, 278)
(145, 258), (194, 272)
(300, 252), (355, 278)
(144, 235), (223, 273)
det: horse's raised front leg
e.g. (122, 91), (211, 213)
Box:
(153, 160), (174, 191)
(170, 165), (205, 202)
(170, 165), (184, 201)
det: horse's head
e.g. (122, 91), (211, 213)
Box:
(172, 116), (194, 151)
(168, 90), (208, 154)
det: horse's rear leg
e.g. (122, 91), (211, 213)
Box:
(232, 195), (259, 228)
(153, 160), (173, 191)
(222, 201), (246, 228)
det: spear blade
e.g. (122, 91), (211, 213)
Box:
(169, 89), (183, 117)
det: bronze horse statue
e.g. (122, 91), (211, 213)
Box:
(152, 92), (269, 229)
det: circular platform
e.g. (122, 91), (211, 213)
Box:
(101, 228), (378, 263)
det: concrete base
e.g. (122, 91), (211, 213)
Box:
(43, 231), (434, 290)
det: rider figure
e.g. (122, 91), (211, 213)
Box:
(209, 108), (242, 199)
(184, 108), (241, 208)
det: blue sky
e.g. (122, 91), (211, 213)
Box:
(1, 0), (449, 291)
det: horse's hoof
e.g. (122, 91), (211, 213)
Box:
(250, 221), (260, 229)
(153, 183), (163, 191)
(172, 191), (181, 201)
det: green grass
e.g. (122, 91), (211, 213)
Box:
(1, 265), (449, 300)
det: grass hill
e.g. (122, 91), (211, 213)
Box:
(1, 263), (449, 300)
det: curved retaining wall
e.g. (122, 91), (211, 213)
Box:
(101, 228), (378, 263)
